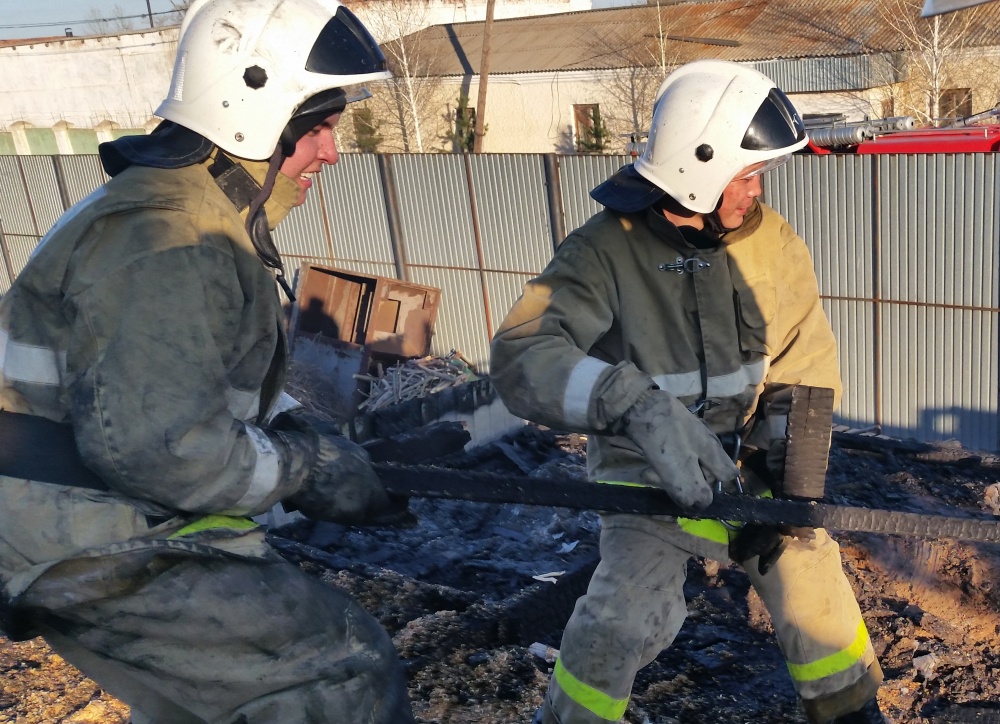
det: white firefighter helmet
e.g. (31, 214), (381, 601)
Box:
(922, 0), (994, 15)
(156, 0), (390, 160)
(633, 59), (807, 214)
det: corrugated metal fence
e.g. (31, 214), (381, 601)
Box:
(1, 152), (998, 450)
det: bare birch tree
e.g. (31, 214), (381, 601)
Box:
(86, 1), (191, 35)
(872, 0), (999, 124)
(86, 5), (137, 35)
(585, 1), (726, 144)
(354, 0), (445, 152)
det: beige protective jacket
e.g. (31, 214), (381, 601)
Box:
(0, 159), (312, 598)
(490, 200), (842, 484)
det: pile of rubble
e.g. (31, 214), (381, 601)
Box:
(357, 352), (479, 413)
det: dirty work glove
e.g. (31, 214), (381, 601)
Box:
(765, 438), (788, 490)
(622, 389), (741, 511)
(728, 449), (805, 575)
(728, 523), (789, 575)
(272, 412), (415, 527)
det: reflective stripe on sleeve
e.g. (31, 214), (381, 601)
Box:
(0, 328), (64, 386)
(562, 356), (609, 428)
(553, 657), (629, 722)
(226, 422), (281, 513)
(706, 358), (768, 398)
(652, 358), (769, 401)
(786, 620), (872, 683)
(652, 370), (701, 398)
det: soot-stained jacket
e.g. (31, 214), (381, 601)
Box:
(490, 200), (842, 485)
(0, 157), (313, 598)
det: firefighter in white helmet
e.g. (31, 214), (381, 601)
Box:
(491, 59), (886, 724)
(0, 1), (416, 721)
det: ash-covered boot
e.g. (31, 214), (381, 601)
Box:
(828, 698), (887, 723)
(802, 661), (884, 723)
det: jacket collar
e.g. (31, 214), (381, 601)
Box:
(643, 206), (724, 253)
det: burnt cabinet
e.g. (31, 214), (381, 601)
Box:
(288, 264), (441, 421)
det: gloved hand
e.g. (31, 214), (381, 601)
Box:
(728, 523), (789, 575)
(728, 449), (802, 575)
(765, 438), (787, 487)
(622, 389), (741, 511)
(272, 412), (415, 527)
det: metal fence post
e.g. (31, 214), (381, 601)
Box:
(543, 153), (566, 252)
(871, 155), (883, 433)
(462, 152), (495, 341)
(0, 219), (16, 288)
(377, 154), (408, 281)
(52, 156), (72, 212)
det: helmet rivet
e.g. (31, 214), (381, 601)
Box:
(678, 168), (685, 173)
(243, 65), (268, 90)
(235, 132), (245, 142)
(695, 144), (714, 162)
(222, 100), (229, 108)
(689, 193), (696, 200)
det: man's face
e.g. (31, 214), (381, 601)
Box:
(279, 112), (342, 207)
(716, 162), (766, 229)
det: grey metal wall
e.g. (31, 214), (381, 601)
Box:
(2, 151), (998, 450)
(752, 53), (905, 94)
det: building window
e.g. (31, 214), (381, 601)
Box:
(573, 103), (610, 153)
(939, 88), (972, 122)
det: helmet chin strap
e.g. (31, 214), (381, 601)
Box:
(209, 145), (296, 302)
(245, 146), (297, 302)
(703, 195), (735, 236)
(703, 210), (731, 236)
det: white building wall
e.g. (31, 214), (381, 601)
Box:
(0, 28), (177, 133)
(452, 70), (623, 153)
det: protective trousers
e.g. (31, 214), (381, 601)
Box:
(539, 514), (880, 724)
(22, 555), (415, 724)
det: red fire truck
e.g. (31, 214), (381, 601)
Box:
(803, 108), (1000, 154)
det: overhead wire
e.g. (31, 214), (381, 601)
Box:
(0, 10), (178, 32)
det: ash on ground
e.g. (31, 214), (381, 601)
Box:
(3, 426), (1000, 724)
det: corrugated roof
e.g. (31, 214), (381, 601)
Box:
(409, 0), (1000, 75)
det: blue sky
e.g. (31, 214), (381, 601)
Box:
(0, 0), (644, 41)
(0, 0), (182, 40)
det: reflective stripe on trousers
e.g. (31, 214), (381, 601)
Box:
(672, 493), (875, 695)
(546, 487), (878, 723)
(786, 620), (873, 685)
(552, 657), (629, 722)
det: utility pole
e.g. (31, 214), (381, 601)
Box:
(145, 0), (155, 28)
(473, 0), (495, 153)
